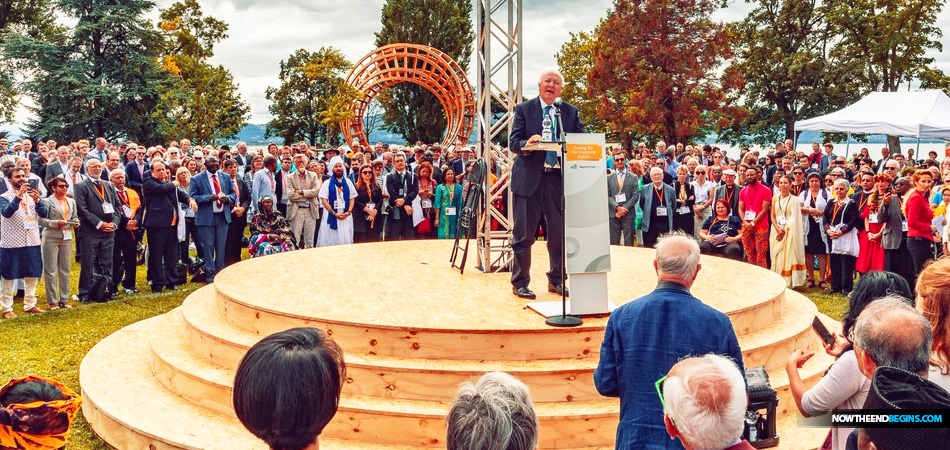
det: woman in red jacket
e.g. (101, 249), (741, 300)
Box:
(905, 170), (937, 278)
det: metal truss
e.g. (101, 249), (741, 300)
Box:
(475, 0), (521, 272)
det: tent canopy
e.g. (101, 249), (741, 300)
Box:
(795, 90), (950, 140)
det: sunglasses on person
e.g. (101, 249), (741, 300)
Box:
(695, 171), (706, 174)
(361, 171), (372, 175)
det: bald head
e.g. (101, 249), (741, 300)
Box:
(854, 296), (931, 377)
(654, 232), (701, 285)
(663, 354), (747, 450)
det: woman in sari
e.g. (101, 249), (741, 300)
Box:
(434, 168), (463, 239)
(770, 175), (807, 288)
(248, 195), (297, 257)
(415, 162), (437, 239)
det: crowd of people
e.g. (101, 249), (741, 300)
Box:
(0, 137), (477, 317)
(606, 140), (950, 294)
(229, 234), (950, 450)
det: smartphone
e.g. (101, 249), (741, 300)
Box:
(812, 316), (835, 347)
(27, 179), (38, 191)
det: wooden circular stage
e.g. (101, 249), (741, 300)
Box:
(80, 241), (832, 450)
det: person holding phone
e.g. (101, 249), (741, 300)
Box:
(0, 167), (48, 318)
(785, 272), (912, 450)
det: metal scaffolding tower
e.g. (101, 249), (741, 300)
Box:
(474, 0), (521, 272)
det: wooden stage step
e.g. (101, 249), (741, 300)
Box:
(81, 241), (835, 450)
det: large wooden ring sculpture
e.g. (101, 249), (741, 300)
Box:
(341, 43), (476, 149)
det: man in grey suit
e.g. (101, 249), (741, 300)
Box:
(639, 167), (676, 248)
(73, 159), (121, 303)
(607, 152), (639, 246)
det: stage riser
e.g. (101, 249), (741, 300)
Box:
(81, 396), (195, 450)
(325, 413), (618, 449)
(216, 293), (606, 362)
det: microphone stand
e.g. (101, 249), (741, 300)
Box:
(546, 101), (582, 328)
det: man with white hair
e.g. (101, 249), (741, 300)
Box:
(639, 166), (675, 248)
(446, 372), (538, 450)
(595, 231), (744, 450)
(508, 70), (584, 298)
(661, 355), (753, 450)
(316, 156), (356, 247)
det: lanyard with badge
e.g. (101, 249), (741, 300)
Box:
(93, 181), (115, 215)
(297, 172), (311, 208)
(776, 195), (792, 227)
(445, 184), (457, 216)
(59, 197), (73, 240)
(615, 173), (627, 203)
(655, 185), (668, 217)
(20, 196), (38, 230)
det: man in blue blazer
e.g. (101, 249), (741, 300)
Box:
(639, 167), (676, 248)
(189, 156), (236, 282)
(508, 70), (584, 299)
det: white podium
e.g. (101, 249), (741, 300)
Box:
(528, 133), (614, 318)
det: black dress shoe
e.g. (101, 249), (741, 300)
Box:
(151, 286), (163, 293)
(79, 297), (91, 305)
(548, 283), (569, 296)
(512, 286), (536, 299)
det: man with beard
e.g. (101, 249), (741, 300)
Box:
(712, 169), (741, 216)
(73, 159), (121, 303)
(287, 154), (321, 249)
(0, 168), (48, 317)
(189, 156), (236, 282)
(317, 156), (356, 247)
(738, 166), (772, 268)
(223, 159), (250, 266)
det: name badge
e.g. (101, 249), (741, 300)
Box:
(446, 207), (457, 216)
(367, 202), (376, 210)
(812, 163), (818, 169)
(777, 215), (787, 227)
(744, 210), (756, 221)
(299, 201), (311, 208)
(102, 202), (115, 214)
(677, 206), (690, 214)
(869, 213), (880, 224)
(902, 219), (908, 232)
(615, 193), (626, 203)
(422, 199), (433, 208)
(122, 205), (133, 218)
(399, 188), (406, 196)
(334, 199), (344, 211)
(63, 229), (72, 240)
(23, 217), (38, 229)
(657, 206), (668, 217)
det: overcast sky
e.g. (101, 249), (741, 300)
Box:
(13, 0), (950, 128)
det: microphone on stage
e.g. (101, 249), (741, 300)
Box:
(553, 97), (564, 142)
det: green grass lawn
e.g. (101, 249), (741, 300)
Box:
(0, 256), (849, 450)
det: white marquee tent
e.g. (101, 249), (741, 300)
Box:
(795, 90), (950, 139)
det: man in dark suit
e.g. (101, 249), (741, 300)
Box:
(125, 146), (148, 194)
(607, 152), (640, 246)
(223, 159), (250, 266)
(712, 169), (741, 216)
(385, 152), (418, 240)
(43, 146), (72, 184)
(508, 70), (584, 299)
(189, 156), (236, 282)
(639, 167), (676, 249)
(73, 158), (122, 303)
(451, 146), (474, 177)
(136, 160), (195, 293)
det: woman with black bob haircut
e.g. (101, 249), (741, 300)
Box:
(233, 327), (346, 450)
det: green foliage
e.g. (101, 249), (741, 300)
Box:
(581, 0), (742, 148)
(556, 28), (608, 137)
(153, 0), (250, 145)
(265, 47), (353, 146)
(374, 0), (473, 144)
(0, 0), (60, 124)
(5, 0), (166, 142)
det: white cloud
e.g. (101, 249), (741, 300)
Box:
(11, 0), (950, 130)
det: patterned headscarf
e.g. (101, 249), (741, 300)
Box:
(0, 376), (82, 450)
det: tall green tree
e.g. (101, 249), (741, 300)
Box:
(724, 0), (861, 145)
(0, 0), (60, 123)
(265, 47), (355, 146)
(375, 0), (473, 144)
(824, 0), (945, 150)
(585, 0), (742, 147)
(5, 0), (165, 141)
(153, 0), (250, 144)
(556, 27), (607, 137)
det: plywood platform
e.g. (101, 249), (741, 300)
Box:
(80, 241), (833, 450)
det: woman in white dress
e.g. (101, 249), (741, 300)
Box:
(317, 156), (357, 247)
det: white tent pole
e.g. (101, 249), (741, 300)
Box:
(846, 132), (851, 158)
(916, 137), (920, 161)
